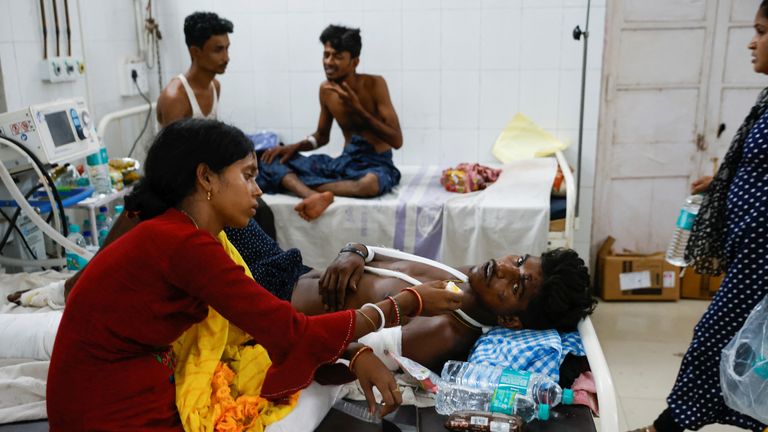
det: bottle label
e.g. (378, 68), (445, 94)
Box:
(496, 369), (531, 395)
(676, 209), (696, 230)
(66, 251), (88, 270)
(489, 388), (518, 415)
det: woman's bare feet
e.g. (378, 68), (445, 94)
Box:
(294, 191), (334, 221)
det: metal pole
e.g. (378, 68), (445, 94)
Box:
(574, 0), (592, 218)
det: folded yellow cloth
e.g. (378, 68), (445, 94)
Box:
(173, 232), (299, 432)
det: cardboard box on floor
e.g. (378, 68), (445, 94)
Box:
(681, 267), (725, 300)
(596, 237), (680, 301)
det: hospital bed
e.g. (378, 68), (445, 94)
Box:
(260, 151), (575, 269)
(0, 106), (614, 431)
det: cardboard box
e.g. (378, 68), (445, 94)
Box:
(681, 268), (724, 300)
(597, 237), (680, 301)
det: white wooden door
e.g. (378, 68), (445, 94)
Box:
(593, 0), (747, 254)
(702, 0), (766, 175)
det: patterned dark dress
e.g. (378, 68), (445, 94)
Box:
(666, 109), (768, 430)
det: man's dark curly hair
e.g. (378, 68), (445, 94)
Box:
(184, 12), (233, 48)
(518, 248), (596, 332)
(319, 24), (362, 58)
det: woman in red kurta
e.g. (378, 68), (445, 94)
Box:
(47, 119), (462, 431)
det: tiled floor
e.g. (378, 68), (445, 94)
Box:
(591, 300), (745, 431)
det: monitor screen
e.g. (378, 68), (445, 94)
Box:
(45, 111), (76, 147)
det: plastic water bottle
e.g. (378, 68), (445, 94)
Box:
(435, 383), (549, 422)
(665, 194), (703, 266)
(65, 224), (88, 271)
(441, 361), (572, 407)
(96, 207), (113, 246)
(86, 147), (111, 194)
(82, 229), (94, 247)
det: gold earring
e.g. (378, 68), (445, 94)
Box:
(207, 190), (212, 201)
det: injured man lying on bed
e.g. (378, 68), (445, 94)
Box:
(3, 218), (595, 372)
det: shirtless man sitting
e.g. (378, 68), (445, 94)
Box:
(258, 24), (403, 221)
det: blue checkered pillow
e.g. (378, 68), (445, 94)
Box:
(467, 328), (584, 381)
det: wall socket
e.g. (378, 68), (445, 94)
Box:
(120, 61), (149, 97)
(40, 56), (85, 82)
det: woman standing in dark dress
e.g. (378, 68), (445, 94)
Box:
(633, 3), (768, 431)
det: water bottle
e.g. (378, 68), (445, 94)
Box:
(65, 224), (88, 271)
(665, 194), (703, 266)
(441, 361), (572, 407)
(435, 383), (549, 422)
(82, 229), (94, 247)
(86, 147), (111, 195)
(96, 207), (113, 246)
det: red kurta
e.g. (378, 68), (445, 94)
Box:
(47, 209), (354, 431)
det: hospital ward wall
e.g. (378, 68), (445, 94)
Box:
(0, 0), (162, 160)
(154, 0), (606, 261)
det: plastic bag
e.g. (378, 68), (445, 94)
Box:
(248, 131), (279, 152)
(440, 163), (501, 193)
(720, 293), (768, 423)
(491, 113), (567, 162)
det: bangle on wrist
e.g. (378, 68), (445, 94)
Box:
(361, 303), (385, 331)
(401, 287), (423, 317)
(306, 135), (318, 149)
(357, 310), (378, 332)
(349, 345), (373, 373)
(386, 295), (401, 326)
(339, 245), (366, 261)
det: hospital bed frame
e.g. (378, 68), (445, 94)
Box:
(97, 106), (616, 431)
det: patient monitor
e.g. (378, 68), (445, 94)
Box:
(0, 98), (99, 167)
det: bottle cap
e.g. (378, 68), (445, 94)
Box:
(114, 204), (124, 214)
(96, 214), (106, 222)
(563, 388), (574, 405)
(99, 206), (108, 213)
(538, 403), (550, 421)
(86, 153), (101, 166)
(69, 224), (80, 233)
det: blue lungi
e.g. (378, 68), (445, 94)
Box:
(257, 135), (401, 196)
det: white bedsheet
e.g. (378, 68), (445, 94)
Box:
(0, 270), (70, 424)
(260, 158), (557, 268)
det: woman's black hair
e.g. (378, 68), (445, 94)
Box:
(518, 248), (597, 332)
(761, 1), (768, 18)
(125, 118), (254, 220)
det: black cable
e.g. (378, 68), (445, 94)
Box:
(0, 207), (39, 260)
(128, 73), (153, 158)
(0, 183), (43, 251)
(0, 135), (68, 239)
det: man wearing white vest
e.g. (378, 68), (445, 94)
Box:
(156, 11), (230, 127)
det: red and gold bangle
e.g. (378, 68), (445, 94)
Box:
(401, 287), (423, 317)
(348, 346), (373, 373)
(386, 295), (401, 326)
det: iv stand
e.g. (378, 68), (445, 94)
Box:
(572, 0), (592, 218)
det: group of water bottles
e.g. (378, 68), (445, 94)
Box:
(65, 205), (124, 271)
(435, 360), (573, 423)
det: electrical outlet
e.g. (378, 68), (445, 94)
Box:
(120, 61), (149, 97)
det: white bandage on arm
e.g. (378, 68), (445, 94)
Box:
(305, 135), (318, 149)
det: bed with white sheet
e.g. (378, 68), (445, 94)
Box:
(261, 157), (563, 269)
